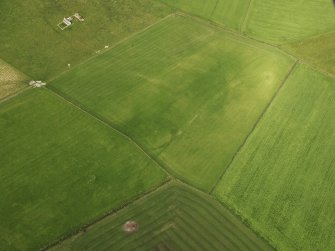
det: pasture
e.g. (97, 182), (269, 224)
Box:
(159, 0), (250, 30)
(0, 0), (172, 79)
(0, 59), (28, 100)
(0, 0), (335, 250)
(214, 64), (335, 250)
(244, 0), (335, 43)
(51, 181), (273, 251)
(0, 89), (167, 250)
(50, 14), (295, 191)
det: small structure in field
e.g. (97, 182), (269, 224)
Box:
(29, 80), (46, 88)
(58, 13), (84, 30)
(74, 13), (84, 21)
(122, 221), (138, 233)
(58, 17), (73, 30)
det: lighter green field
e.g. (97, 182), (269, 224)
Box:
(159, 0), (250, 30)
(0, 0), (172, 79)
(0, 89), (167, 250)
(0, 59), (28, 100)
(214, 64), (335, 251)
(51, 181), (273, 251)
(244, 0), (335, 43)
(50, 15), (295, 191)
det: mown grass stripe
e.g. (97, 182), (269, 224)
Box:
(177, 191), (262, 250)
(51, 182), (272, 250)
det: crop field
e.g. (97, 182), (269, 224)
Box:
(51, 181), (273, 251)
(0, 89), (167, 250)
(1, 0), (335, 250)
(284, 32), (335, 75)
(214, 64), (335, 250)
(243, 0), (335, 43)
(0, 0), (172, 79)
(159, 0), (250, 30)
(0, 59), (28, 100)
(50, 14), (295, 191)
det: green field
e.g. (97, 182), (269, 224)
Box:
(51, 181), (273, 251)
(0, 89), (167, 250)
(214, 64), (335, 250)
(284, 32), (335, 75)
(50, 14), (295, 191)
(244, 0), (335, 43)
(0, 0), (172, 79)
(1, 0), (335, 250)
(0, 58), (28, 100)
(160, 0), (250, 30)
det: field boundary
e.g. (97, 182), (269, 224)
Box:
(0, 86), (31, 104)
(41, 178), (173, 251)
(209, 60), (299, 194)
(46, 13), (177, 83)
(176, 12), (296, 60)
(44, 178), (275, 251)
(45, 85), (216, 194)
(280, 48), (335, 81)
(0, 57), (32, 104)
(176, 12), (335, 81)
(209, 0), (220, 17)
(173, 180), (275, 250)
(240, 0), (254, 33)
(46, 85), (173, 178)
(0, 57), (34, 80)
(279, 30), (335, 46)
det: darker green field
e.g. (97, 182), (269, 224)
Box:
(50, 14), (295, 191)
(0, 89), (167, 250)
(214, 64), (335, 250)
(0, 0), (172, 79)
(51, 181), (273, 251)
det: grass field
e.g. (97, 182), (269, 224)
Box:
(0, 58), (28, 100)
(51, 181), (273, 251)
(160, 0), (250, 31)
(283, 32), (335, 76)
(244, 0), (335, 44)
(0, 0), (172, 79)
(50, 14), (295, 191)
(0, 88), (167, 251)
(214, 64), (335, 250)
(1, 1), (335, 250)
